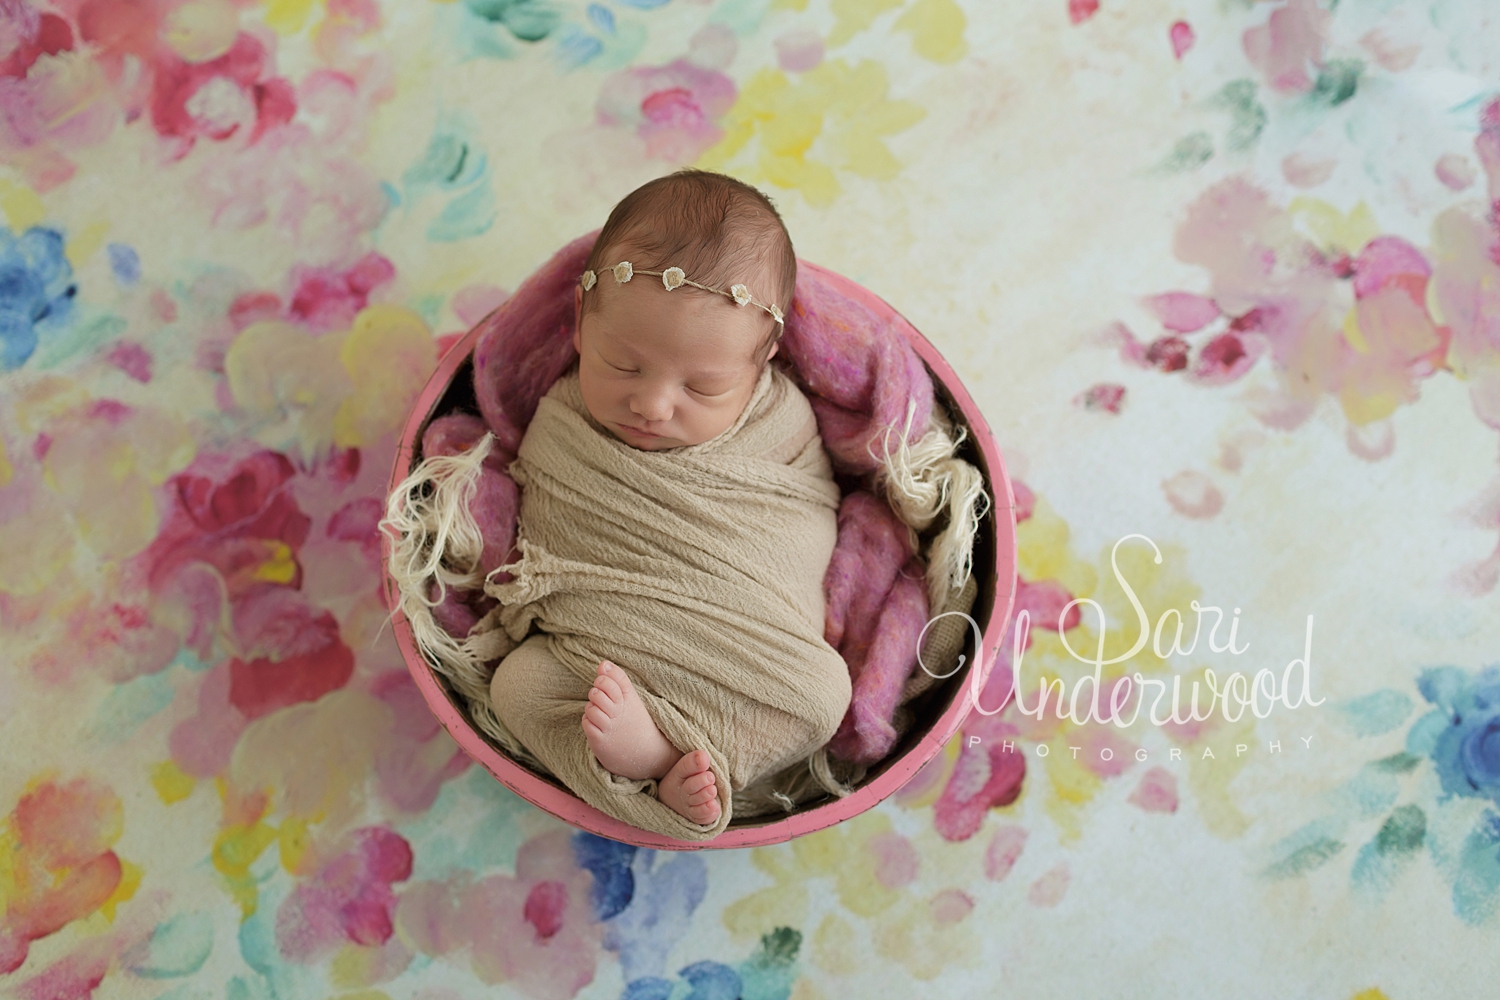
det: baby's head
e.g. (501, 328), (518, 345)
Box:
(572, 169), (795, 450)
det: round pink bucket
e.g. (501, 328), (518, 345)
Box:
(383, 259), (1018, 850)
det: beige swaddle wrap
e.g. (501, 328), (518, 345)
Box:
(478, 360), (852, 841)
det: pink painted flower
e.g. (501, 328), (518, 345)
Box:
(276, 827), (414, 963)
(462, 833), (604, 998)
(0, 38), (118, 190)
(189, 72), (388, 264)
(1, 5), (75, 78)
(139, 448), (312, 599)
(225, 584), (355, 720)
(1128, 766), (1179, 812)
(0, 777), (125, 974)
(1242, 0), (1330, 94)
(1135, 177), (1450, 431)
(288, 252), (397, 333)
(149, 32), (296, 159)
(597, 59), (735, 164)
(371, 670), (470, 813)
(932, 735), (1025, 842)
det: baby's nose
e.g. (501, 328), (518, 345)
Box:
(631, 386), (674, 422)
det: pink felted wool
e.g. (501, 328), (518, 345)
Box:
(441, 231), (948, 768)
(821, 492), (931, 765)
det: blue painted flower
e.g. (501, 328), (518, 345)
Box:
(0, 226), (76, 371)
(1410, 665), (1500, 804)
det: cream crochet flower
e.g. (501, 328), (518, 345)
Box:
(662, 267), (685, 290)
(612, 261), (633, 283)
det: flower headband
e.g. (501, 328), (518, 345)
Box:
(580, 261), (784, 328)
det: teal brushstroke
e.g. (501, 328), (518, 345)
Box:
(1209, 79), (1267, 151)
(1262, 815), (1348, 879)
(736, 927), (801, 1000)
(1406, 707), (1451, 758)
(131, 911), (214, 978)
(225, 975), (275, 1000)
(1263, 837), (1346, 879)
(410, 293), (444, 328)
(593, 19), (649, 71)
(1333, 689), (1414, 737)
(403, 766), (530, 879)
(403, 131), (487, 194)
(557, 24), (606, 69)
(465, 22), (518, 60)
(238, 880), (315, 1000)
(1375, 804), (1428, 855)
(1352, 804), (1426, 900)
(154, 987), (213, 1000)
(708, 0), (768, 35)
(616, 0), (671, 8)
(86, 671), (176, 744)
(1452, 812), (1500, 925)
(29, 311), (126, 370)
(1309, 59), (1363, 107)
(466, 0), (563, 41)
(1368, 752), (1422, 774)
(1161, 132), (1214, 172)
(1329, 762), (1401, 820)
(587, 2), (614, 32)
(171, 648), (213, 673)
(401, 113), (499, 243)
(428, 182), (497, 242)
(1416, 665), (1470, 713)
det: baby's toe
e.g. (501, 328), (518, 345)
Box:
(686, 783), (717, 806)
(682, 771), (715, 795)
(602, 661), (636, 697)
(587, 686), (619, 717)
(591, 672), (625, 704)
(582, 703), (610, 732)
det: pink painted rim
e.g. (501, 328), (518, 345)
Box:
(383, 259), (1018, 850)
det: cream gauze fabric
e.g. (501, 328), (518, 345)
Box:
(480, 360), (852, 841)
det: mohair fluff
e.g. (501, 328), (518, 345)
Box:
(385, 231), (989, 816)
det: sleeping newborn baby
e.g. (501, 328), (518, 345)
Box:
(485, 169), (852, 840)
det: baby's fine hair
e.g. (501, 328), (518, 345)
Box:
(583, 169), (796, 368)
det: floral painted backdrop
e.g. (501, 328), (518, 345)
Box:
(3, 0), (1500, 996)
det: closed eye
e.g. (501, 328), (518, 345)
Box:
(689, 386), (732, 397)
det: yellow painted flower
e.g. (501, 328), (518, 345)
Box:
(722, 810), (979, 980)
(696, 59), (925, 207)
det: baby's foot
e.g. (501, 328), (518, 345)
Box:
(582, 660), (682, 781)
(657, 749), (721, 826)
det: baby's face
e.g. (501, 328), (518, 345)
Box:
(572, 269), (779, 450)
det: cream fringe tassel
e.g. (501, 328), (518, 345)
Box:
(867, 396), (992, 617)
(382, 393), (990, 812)
(380, 435), (547, 772)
